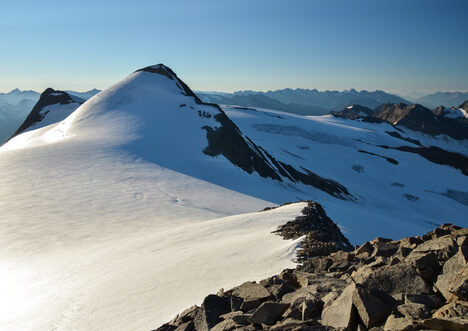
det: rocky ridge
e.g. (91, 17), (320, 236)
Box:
(331, 101), (468, 140)
(155, 204), (467, 331)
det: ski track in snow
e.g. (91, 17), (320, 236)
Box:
(0, 67), (467, 330)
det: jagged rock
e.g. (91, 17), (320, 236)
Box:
(300, 256), (333, 273)
(281, 287), (318, 304)
(435, 249), (468, 299)
(292, 272), (347, 296)
(321, 283), (358, 329)
(174, 321), (194, 331)
(449, 265), (468, 300)
(240, 299), (262, 312)
(397, 302), (431, 319)
(352, 284), (392, 328)
(230, 296), (242, 312)
(274, 201), (353, 261)
(248, 302), (289, 325)
(405, 294), (445, 309)
(371, 240), (399, 258)
(267, 282), (296, 300)
(383, 314), (420, 330)
(220, 311), (243, 320)
(229, 282), (271, 301)
(405, 250), (440, 281)
(422, 317), (468, 331)
(231, 313), (251, 325)
(353, 263), (432, 295)
(210, 318), (238, 331)
(433, 299), (468, 319)
(193, 295), (230, 331)
(413, 235), (458, 263)
(355, 241), (373, 256)
(421, 224), (462, 241)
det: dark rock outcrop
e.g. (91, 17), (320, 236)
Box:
(332, 101), (468, 140)
(330, 105), (374, 120)
(273, 201), (353, 262)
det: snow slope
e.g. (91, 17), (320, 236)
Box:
(0, 64), (467, 330)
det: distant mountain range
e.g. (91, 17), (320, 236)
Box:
(198, 89), (468, 116)
(198, 88), (410, 116)
(414, 91), (468, 109)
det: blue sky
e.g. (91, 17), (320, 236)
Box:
(0, 0), (467, 96)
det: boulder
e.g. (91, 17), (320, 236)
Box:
(405, 294), (445, 309)
(383, 314), (420, 330)
(193, 295), (230, 331)
(353, 263), (432, 295)
(422, 317), (468, 331)
(229, 282), (271, 301)
(210, 319), (238, 331)
(371, 241), (399, 257)
(405, 251), (440, 281)
(352, 284), (392, 328)
(248, 302), (290, 325)
(413, 236), (458, 262)
(355, 241), (373, 256)
(321, 283), (358, 330)
(174, 321), (194, 331)
(433, 300), (468, 319)
(448, 264), (468, 300)
(239, 298), (261, 312)
(231, 313), (251, 325)
(397, 302), (431, 319)
(435, 249), (468, 299)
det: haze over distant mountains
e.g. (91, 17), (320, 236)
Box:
(198, 89), (468, 116)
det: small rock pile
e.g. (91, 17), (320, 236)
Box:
(273, 201), (353, 262)
(155, 220), (467, 330)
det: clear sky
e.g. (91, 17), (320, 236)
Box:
(1, 0), (467, 96)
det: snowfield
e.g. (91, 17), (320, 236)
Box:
(0, 65), (466, 330)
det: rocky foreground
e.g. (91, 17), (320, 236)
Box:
(155, 202), (468, 330)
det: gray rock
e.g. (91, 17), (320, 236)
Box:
(229, 282), (271, 301)
(353, 263), (432, 295)
(175, 321), (194, 331)
(193, 295), (230, 331)
(210, 318), (238, 331)
(355, 241), (373, 256)
(413, 236), (458, 262)
(397, 302), (431, 319)
(433, 299), (468, 319)
(231, 313), (251, 325)
(404, 294), (445, 309)
(302, 298), (322, 321)
(352, 284), (391, 328)
(405, 250), (440, 281)
(371, 241), (399, 257)
(220, 311), (243, 320)
(240, 298), (261, 312)
(321, 283), (357, 329)
(383, 314), (420, 330)
(422, 317), (468, 331)
(267, 282), (296, 300)
(448, 264), (468, 300)
(248, 302), (290, 325)
(435, 249), (468, 299)
(281, 286), (318, 304)
(230, 296), (242, 312)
